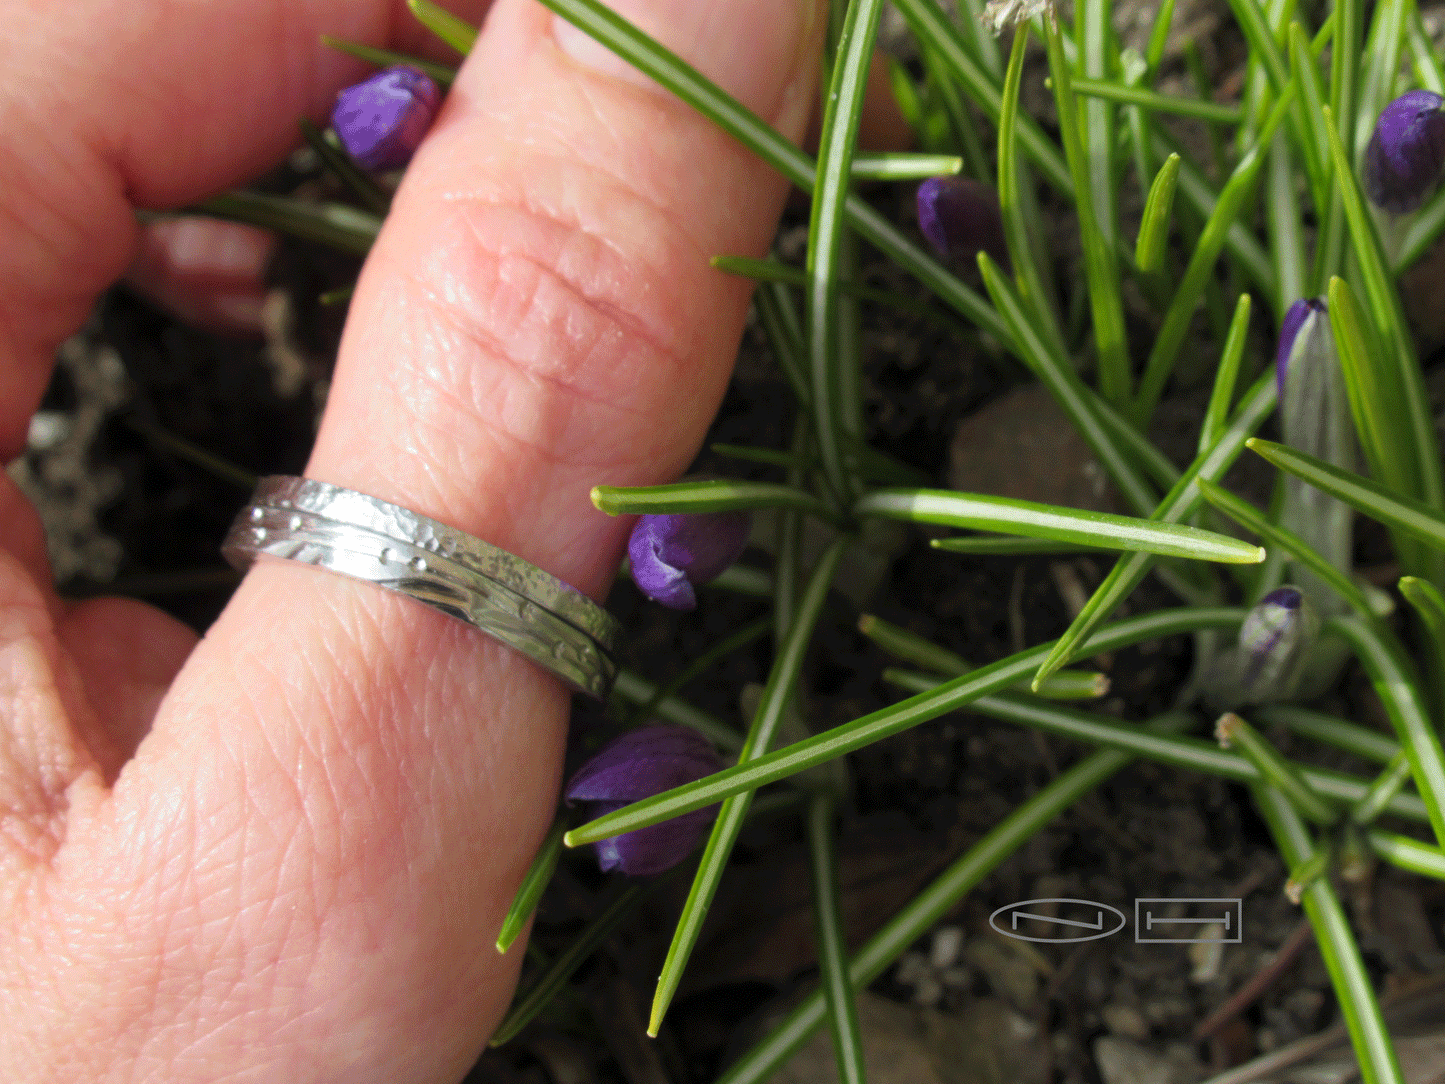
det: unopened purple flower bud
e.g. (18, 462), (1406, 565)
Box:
(916, 177), (1010, 270)
(565, 726), (723, 876)
(628, 511), (752, 610)
(1363, 90), (1445, 213)
(332, 66), (442, 171)
(1239, 586), (1318, 697)
(1275, 297), (1328, 399)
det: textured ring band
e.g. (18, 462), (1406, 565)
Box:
(222, 476), (621, 698)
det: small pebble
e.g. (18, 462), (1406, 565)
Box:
(930, 926), (963, 970)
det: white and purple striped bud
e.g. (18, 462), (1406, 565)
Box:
(1276, 298), (1355, 614)
(564, 726), (723, 876)
(1238, 586), (1319, 699)
(628, 511), (752, 611)
(332, 66), (442, 171)
(1363, 90), (1445, 213)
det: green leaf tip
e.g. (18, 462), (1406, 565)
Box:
(406, 0), (479, 54)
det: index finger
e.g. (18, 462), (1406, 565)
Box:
(0, 0), (491, 458)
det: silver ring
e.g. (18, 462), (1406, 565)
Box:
(222, 476), (621, 698)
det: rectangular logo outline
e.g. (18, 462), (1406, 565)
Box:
(1134, 897), (1243, 943)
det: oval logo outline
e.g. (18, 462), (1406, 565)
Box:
(988, 898), (1126, 943)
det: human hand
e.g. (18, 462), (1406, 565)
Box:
(0, 0), (821, 1079)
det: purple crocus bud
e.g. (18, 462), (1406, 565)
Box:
(628, 511), (752, 611)
(1363, 89), (1445, 213)
(332, 66), (442, 171)
(916, 177), (1010, 270)
(1238, 586), (1318, 698)
(1275, 297), (1328, 399)
(564, 726), (723, 876)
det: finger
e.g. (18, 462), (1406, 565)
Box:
(0, 0), (493, 459)
(67, 0), (821, 1072)
(123, 218), (277, 336)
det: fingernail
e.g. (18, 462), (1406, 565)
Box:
(552, 0), (818, 122)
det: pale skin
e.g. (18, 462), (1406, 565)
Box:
(0, 0), (823, 1079)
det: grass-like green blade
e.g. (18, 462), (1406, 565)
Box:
(1321, 109), (1444, 516)
(1326, 613), (1445, 849)
(1150, 127), (1276, 296)
(1223, 0), (1324, 197)
(919, 43), (991, 181)
(1351, 752), (1415, 826)
(191, 192), (380, 256)
(1396, 188), (1445, 271)
(709, 564), (774, 599)
(567, 623), (1437, 853)
(495, 816), (566, 953)
(610, 669), (742, 750)
(591, 479), (840, 526)
(1254, 787), (1406, 1084)
(1198, 294), (1252, 451)
(1143, 0), (1177, 75)
(754, 278), (812, 406)
(1196, 478), (1375, 616)
(930, 536), (1109, 555)
(123, 416), (257, 491)
(1330, 0), (1363, 172)
(406, 0), (477, 54)
(997, 25), (1068, 361)
(861, 614), (1108, 700)
(318, 285), (354, 306)
(882, 672), (1428, 819)
(1399, 576), (1445, 700)
(1184, 40), (1230, 182)
(1134, 85), (1295, 423)
(1071, 79), (1242, 123)
(490, 882), (654, 1046)
(297, 118), (391, 216)
(712, 255), (971, 339)
(806, 0), (886, 507)
(854, 488), (1264, 563)
(648, 540), (847, 1035)
(850, 152), (962, 181)
(1079, 0), (1119, 252)
(1407, 2), (1445, 93)
(1045, 17), (1129, 407)
(716, 718), (1189, 1084)
(1247, 438), (1445, 553)
(1136, 154), (1181, 274)
(892, 0), (1071, 194)
(1033, 374), (1278, 688)
(534, 0), (1009, 349)
(563, 607), (1247, 847)
(1286, 22), (1332, 239)
(1218, 713), (1338, 824)
(319, 35), (457, 84)
(1266, 134), (1306, 316)
(1325, 276), (1432, 577)
(1366, 829), (1445, 880)
(1255, 704), (1400, 763)
(1354, 0), (1407, 160)
(954, 0), (1002, 75)
(625, 617), (771, 731)
(807, 795), (865, 1084)
(977, 255), (1158, 517)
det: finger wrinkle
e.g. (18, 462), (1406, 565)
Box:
(0, 573), (100, 868)
(438, 187), (691, 394)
